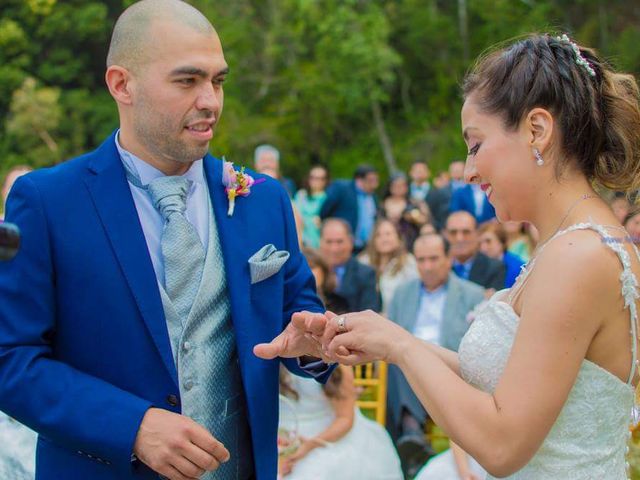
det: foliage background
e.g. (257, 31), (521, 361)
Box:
(1, 0), (639, 183)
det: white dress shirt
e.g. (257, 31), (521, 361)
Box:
(115, 132), (210, 287)
(413, 284), (447, 345)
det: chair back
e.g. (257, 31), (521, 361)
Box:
(353, 361), (388, 425)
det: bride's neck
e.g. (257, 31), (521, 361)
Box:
(529, 176), (598, 244)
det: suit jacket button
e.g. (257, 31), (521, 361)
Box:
(166, 394), (179, 407)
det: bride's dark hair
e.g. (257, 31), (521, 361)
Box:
(463, 33), (640, 193)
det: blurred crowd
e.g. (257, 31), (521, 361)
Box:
(1, 150), (639, 480)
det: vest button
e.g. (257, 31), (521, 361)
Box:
(184, 380), (194, 391)
(166, 394), (179, 407)
(183, 341), (192, 351)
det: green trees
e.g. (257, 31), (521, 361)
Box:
(0, 0), (638, 182)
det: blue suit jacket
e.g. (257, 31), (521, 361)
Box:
(320, 179), (380, 235)
(0, 132), (326, 480)
(449, 184), (496, 224)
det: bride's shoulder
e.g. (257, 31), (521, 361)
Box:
(526, 227), (624, 308)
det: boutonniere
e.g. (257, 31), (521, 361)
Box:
(222, 159), (265, 217)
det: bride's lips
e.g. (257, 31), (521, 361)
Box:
(480, 183), (493, 199)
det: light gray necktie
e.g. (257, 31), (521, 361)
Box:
(147, 176), (205, 319)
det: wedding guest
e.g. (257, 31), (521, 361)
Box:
(409, 160), (451, 231)
(448, 161), (466, 192)
(420, 223), (437, 236)
(303, 248), (349, 314)
(294, 165), (329, 248)
(358, 219), (418, 313)
(385, 234), (484, 477)
(382, 172), (429, 248)
(503, 221), (537, 262)
(478, 223), (526, 288)
(320, 165), (379, 252)
(444, 211), (505, 291)
(254, 144), (296, 197)
(449, 182), (496, 224)
(278, 365), (402, 479)
(319, 218), (381, 312)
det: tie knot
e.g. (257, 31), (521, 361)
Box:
(147, 176), (191, 221)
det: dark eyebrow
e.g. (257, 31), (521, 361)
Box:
(169, 66), (230, 78)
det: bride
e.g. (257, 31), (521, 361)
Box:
(307, 34), (640, 479)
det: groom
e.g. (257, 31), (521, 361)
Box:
(0, 1), (331, 479)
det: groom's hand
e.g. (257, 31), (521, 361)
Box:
(253, 311), (330, 361)
(133, 408), (230, 480)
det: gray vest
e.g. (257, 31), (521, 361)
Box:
(158, 193), (253, 479)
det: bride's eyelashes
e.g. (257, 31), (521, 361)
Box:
(467, 143), (481, 156)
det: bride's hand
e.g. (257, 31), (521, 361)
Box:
(321, 310), (414, 365)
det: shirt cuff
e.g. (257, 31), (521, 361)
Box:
(297, 356), (331, 377)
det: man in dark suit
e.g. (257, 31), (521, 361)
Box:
(319, 165), (379, 251)
(386, 234), (484, 476)
(319, 218), (381, 312)
(444, 211), (505, 291)
(408, 160), (450, 231)
(449, 183), (496, 224)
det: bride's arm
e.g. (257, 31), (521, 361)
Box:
(326, 232), (613, 477)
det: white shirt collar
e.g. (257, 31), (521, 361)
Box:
(115, 129), (206, 188)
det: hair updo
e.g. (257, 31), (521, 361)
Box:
(463, 33), (640, 193)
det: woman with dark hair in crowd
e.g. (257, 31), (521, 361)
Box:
(382, 173), (429, 248)
(294, 165), (329, 249)
(302, 248), (349, 314)
(478, 222), (525, 288)
(358, 219), (418, 313)
(320, 34), (640, 479)
(503, 221), (536, 262)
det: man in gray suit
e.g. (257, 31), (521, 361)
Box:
(385, 233), (484, 476)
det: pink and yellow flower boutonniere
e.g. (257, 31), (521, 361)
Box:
(222, 160), (265, 217)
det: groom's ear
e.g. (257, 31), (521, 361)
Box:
(105, 66), (134, 106)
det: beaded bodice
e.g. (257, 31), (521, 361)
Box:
(459, 222), (637, 479)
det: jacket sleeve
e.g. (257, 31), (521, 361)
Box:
(0, 176), (152, 473)
(319, 182), (341, 220)
(275, 186), (334, 382)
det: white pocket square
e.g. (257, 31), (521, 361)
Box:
(248, 244), (290, 284)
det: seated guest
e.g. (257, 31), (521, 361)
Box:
(478, 222), (525, 288)
(278, 366), (402, 479)
(409, 160), (450, 231)
(358, 219), (418, 313)
(419, 222), (437, 236)
(320, 165), (379, 252)
(444, 211), (504, 291)
(302, 248), (349, 314)
(503, 221), (536, 262)
(254, 144), (296, 197)
(319, 218), (381, 312)
(449, 183), (496, 224)
(414, 441), (485, 480)
(382, 172), (429, 249)
(294, 165), (329, 248)
(386, 234), (484, 478)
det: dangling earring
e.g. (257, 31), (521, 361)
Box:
(534, 148), (544, 166)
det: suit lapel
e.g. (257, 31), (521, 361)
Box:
(403, 280), (422, 333)
(84, 134), (178, 387)
(203, 157), (252, 352)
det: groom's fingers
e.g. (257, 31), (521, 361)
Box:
(253, 333), (286, 359)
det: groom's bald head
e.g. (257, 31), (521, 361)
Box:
(106, 0), (216, 72)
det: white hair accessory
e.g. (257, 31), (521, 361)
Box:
(556, 34), (596, 78)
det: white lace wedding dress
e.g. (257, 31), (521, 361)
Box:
(458, 222), (636, 479)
